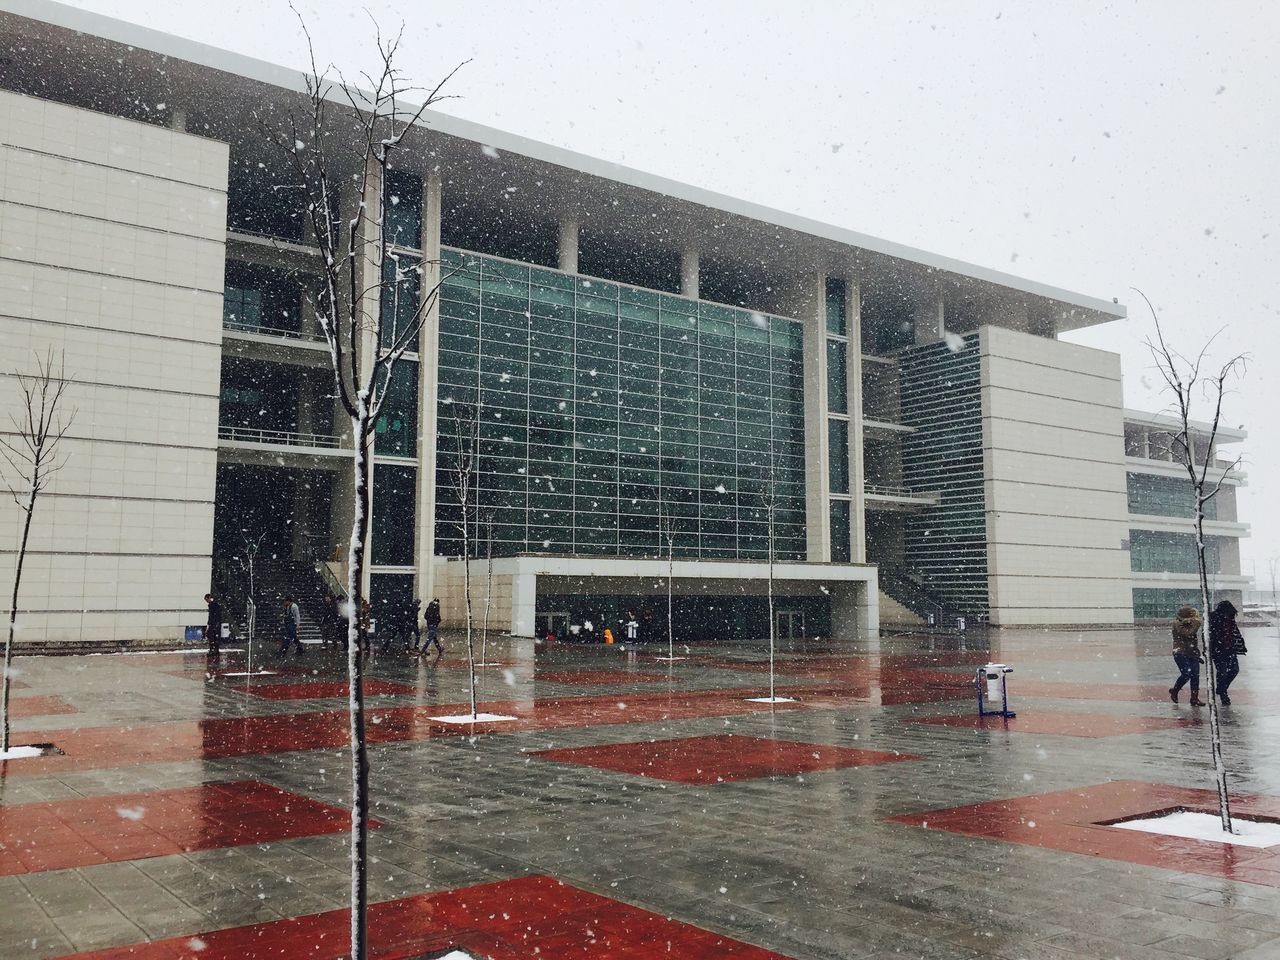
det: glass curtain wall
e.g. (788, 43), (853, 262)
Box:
(435, 249), (807, 561)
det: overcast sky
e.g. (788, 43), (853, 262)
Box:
(66, 0), (1280, 579)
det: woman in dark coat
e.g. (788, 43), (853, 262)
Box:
(1208, 600), (1246, 705)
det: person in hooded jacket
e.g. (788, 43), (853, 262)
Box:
(1168, 605), (1204, 706)
(1208, 599), (1247, 705)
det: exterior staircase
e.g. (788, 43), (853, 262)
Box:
(877, 564), (974, 632)
(213, 558), (337, 645)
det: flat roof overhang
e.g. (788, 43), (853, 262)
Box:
(0, 0), (1125, 332)
(438, 554), (877, 594)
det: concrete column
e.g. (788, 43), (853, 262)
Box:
(510, 568), (537, 638)
(680, 247), (699, 299)
(168, 107), (187, 132)
(415, 173), (443, 606)
(846, 280), (867, 563)
(558, 218), (579, 274)
(796, 272), (829, 563)
(913, 296), (944, 345)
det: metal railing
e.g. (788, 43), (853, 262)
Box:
(864, 484), (937, 501)
(224, 317), (326, 343)
(218, 425), (344, 449)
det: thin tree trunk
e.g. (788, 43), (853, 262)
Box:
(767, 515), (776, 703)
(1195, 492), (1232, 833)
(346, 413), (371, 960)
(2, 486), (37, 752)
(480, 525), (492, 684)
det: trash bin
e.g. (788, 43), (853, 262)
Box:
(977, 662), (1015, 718)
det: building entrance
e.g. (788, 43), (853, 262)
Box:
(775, 609), (805, 640)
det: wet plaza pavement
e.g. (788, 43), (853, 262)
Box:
(1, 626), (1278, 959)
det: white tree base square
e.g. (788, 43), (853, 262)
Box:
(653, 656), (689, 661)
(745, 696), (798, 704)
(1112, 810), (1280, 848)
(0, 742), (60, 761)
(0, 745), (45, 760)
(429, 713), (518, 724)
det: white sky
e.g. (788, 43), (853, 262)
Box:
(65, 0), (1280, 577)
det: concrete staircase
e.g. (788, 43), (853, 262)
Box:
(878, 591), (926, 627)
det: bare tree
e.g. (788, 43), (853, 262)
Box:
(764, 459), (778, 703)
(1, 351), (74, 753)
(1268, 556), (1279, 638)
(444, 401), (482, 718)
(1142, 292), (1247, 833)
(268, 17), (464, 958)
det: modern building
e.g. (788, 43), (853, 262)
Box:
(1123, 410), (1250, 620)
(1, 1), (1160, 649)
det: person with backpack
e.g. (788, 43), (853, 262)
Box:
(1208, 599), (1247, 705)
(279, 595), (302, 656)
(1168, 605), (1204, 706)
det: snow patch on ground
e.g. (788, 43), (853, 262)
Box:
(438, 951), (478, 960)
(0, 746), (45, 760)
(745, 696), (798, 704)
(429, 713), (518, 724)
(652, 656), (689, 661)
(1112, 811), (1280, 848)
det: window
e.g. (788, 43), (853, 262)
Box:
(435, 248), (808, 561)
(1129, 529), (1220, 575)
(375, 361), (418, 458)
(828, 418), (850, 494)
(372, 464), (416, 566)
(830, 500), (851, 563)
(825, 277), (846, 335)
(380, 254), (422, 352)
(1127, 473), (1216, 520)
(383, 169), (423, 249)
(827, 339), (848, 413)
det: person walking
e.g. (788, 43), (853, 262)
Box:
(279, 595), (302, 656)
(1208, 599), (1247, 705)
(407, 598), (422, 653)
(204, 593), (223, 657)
(423, 597), (443, 656)
(1168, 605), (1204, 706)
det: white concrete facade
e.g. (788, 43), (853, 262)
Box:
(980, 326), (1134, 625)
(432, 555), (880, 640)
(0, 89), (228, 646)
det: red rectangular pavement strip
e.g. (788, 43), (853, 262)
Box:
(531, 734), (921, 784)
(904, 710), (1195, 738)
(0, 780), (373, 876)
(240, 679), (418, 700)
(888, 780), (1280, 887)
(2, 685), (847, 777)
(7, 695), (77, 718)
(59, 873), (791, 959)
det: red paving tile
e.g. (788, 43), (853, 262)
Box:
(0, 780), (373, 876)
(531, 734), (921, 784)
(7, 695), (77, 718)
(241, 679), (418, 700)
(59, 874), (791, 959)
(533, 669), (675, 685)
(889, 780), (1280, 887)
(904, 710), (1195, 738)
(1, 685), (846, 778)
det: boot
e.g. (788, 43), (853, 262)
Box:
(1168, 687), (1179, 703)
(1189, 688), (1205, 707)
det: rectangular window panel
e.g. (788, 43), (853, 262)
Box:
(825, 277), (847, 335)
(375, 361), (418, 458)
(830, 500), (851, 563)
(383, 169), (424, 249)
(828, 418), (849, 494)
(827, 339), (848, 413)
(372, 464), (416, 567)
(380, 254), (421, 353)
